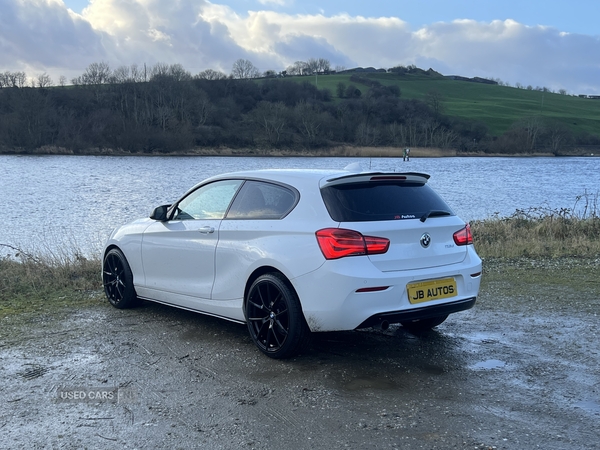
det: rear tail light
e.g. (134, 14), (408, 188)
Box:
(453, 223), (473, 246)
(316, 228), (390, 260)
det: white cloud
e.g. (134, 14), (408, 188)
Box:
(257, 0), (293, 6)
(0, 0), (106, 79)
(1, 0), (599, 94)
(410, 19), (600, 92)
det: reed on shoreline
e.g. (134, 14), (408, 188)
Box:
(0, 242), (99, 311)
(471, 193), (600, 258)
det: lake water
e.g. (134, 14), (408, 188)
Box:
(1, 155), (598, 256)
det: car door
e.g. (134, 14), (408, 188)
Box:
(139, 179), (243, 308)
(212, 180), (301, 301)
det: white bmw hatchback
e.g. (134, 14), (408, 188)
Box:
(103, 168), (482, 358)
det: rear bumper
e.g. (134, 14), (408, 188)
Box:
(356, 297), (477, 329)
(292, 248), (482, 332)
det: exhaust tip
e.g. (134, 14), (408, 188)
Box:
(375, 320), (389, 331)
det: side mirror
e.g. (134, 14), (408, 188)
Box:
(150, 205), (170, 221)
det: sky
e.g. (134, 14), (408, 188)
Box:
(2, 0), (600, 94)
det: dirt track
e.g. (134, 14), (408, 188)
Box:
(1, 259), (599, 449)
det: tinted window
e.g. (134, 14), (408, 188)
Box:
(227, 181), (297, 219)
(174, 180), (243, 220)
(321, 182), (453, 222)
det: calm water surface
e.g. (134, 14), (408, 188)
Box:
(1, 155), (598, 255)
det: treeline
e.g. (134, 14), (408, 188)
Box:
(0, 63), (595, 154)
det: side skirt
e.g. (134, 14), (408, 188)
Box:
(137, 296), (247, 325)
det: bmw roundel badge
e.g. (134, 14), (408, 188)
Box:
(420, 232), (431, 248)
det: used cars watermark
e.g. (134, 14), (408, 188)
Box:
(56, 386), (137, 403)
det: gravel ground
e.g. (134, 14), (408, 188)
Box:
(1, 258), (599, 449)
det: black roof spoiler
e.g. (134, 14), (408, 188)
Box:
(324, 172), (431, 185)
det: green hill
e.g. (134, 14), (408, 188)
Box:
(282, 71), (600, 137)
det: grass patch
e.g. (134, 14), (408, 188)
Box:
(479, 257), (600, 314)
(472, 193), (600, 259)
(0, 244), (101, 316)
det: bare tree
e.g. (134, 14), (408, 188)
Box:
(150, 62), (170, 79)
(305, 58), (319, 74)
(3, 71), (27, 88)
(130, 64), (146, 83)
(514, 116), (544, 151)
(316, 58), (331, 72)
(156, 105), (174, 132)
(168, 63), (192, 82)
(433, 128), (458, 148)
(247, 101), (287, 145)
(15, 71), (27, 87)
(36, 73), (53, 88)
(547, 121), (572, 153)
(304, 57), (331, 74)
(355, 121), (380, 146)
(286, 61), (307, 76)
(194, 90), (214, 126)
(386, 122), (401, 146)
(231, 59), (260, 79)
(82, 62), (111, 85)
(421, 119), (441, 147)
(294, 100), (325, 145)
(196, 69), (227, 80)
(59, 75), (67, 87)
(525, 116), (544, 150)
(112, 65), (131, 83)
(400, 117), (419, 147)
(426, 89), (444, 114)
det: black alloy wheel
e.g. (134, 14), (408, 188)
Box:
(102, 248), (138, 309)
(245, 273), (310, 359)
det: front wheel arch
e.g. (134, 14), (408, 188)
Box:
(102, 247), (140, 309)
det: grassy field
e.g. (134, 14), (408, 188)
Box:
(279, 72), (600, 137)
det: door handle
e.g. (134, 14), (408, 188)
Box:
(198, 226), (215, 234)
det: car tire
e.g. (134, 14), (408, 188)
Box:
(245, 273), (310, 359)
(400, 315), (448, 334)
(102, 248), (139, 309)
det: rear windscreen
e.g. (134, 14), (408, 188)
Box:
(321, 182), (454, 222)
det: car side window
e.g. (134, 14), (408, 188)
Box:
(226, 181), (297, 220)
(173, 180), (243, 220)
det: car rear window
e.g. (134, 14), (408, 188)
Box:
(321, 181), (454, 222)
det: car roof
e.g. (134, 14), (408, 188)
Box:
(205, 168), (430, 188)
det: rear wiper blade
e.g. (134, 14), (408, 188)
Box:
(420, 210), (452, 222)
